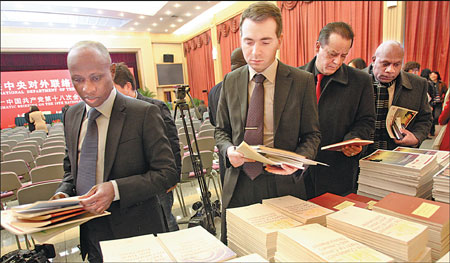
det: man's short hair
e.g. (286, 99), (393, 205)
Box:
(403, 61), (421, 72)
(114, 62), (136, 90)
(240, 1), (283, 38)
(230, 47), (246, 71)
(68, 40), (111, 64)
(318, 22), (354, 48)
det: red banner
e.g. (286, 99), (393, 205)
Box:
(1, 69), (82, 129)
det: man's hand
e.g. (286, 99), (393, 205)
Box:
(50, 193), (67, 200)
(265, 164), (298, 175)
(79, 182), (114, 214)
(393, 129), (419, 146)
(227, 146), (255, 168)
(342, 145), (363, 157)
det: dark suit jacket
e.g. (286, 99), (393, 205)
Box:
(208, 81), (222, 126)
(215, 61), (321, 209)
(136, 91), (181, 174)
(364, 65), (432, 149)
(300, 57), (375, 196)
(57, 92), (178, 257)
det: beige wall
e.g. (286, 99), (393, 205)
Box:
(383, 1), (406, 43)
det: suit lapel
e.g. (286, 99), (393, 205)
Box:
(103, 93), (127, 181)
(273, 62), (292, 136)
(238, 66), (249, 127)
(72, 103), (85, 177)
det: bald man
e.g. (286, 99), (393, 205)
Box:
(364, 41), (432, 153)
(55, 41), (178, 262)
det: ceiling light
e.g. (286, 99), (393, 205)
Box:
(139, 15), (145, 19)
(195, 6), (201, 10)
(177, 18), (183, 23)
(170, 24), (176, 28)
(111, 27), (116, 30)
(119, 12), (124, 17)
(160, 17), (163, 21)
(130, 27), (135, 30)
(152, 23), (158, 26)
(146, 28), (151, 31)
(185, 12), (191, 17)
(97, 10), (103, 14)
(165, 29), (168, 32)
(165, 10), (172, 15)
(174, 3), (181, 8)
(134, 22), (139, 25)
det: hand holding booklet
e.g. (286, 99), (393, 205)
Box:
(236, 141), (328, 170)
(386, 106), (418, 140)
(321, 138), (374, 151)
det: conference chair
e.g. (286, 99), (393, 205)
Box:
(202, 111), (209, 122)
(198, 129), (215, 138)
(48, 132), (64, 138)
(1, 171), (22, 208)
(1, 144), (11, 153)
(43, 136), (65, 144)
(42, 140), (65, 149)
(16, 140), (40, 149)
(2, 140), (18, 148)
(199, 123), (214, 132)
(24, 137), (44, 147)
(29, 130), (47, 140)
(8, 134), (25, 142)
(12, 144), (39, 158)
(16, 131), (29, 138)
(39, 146), (65, 156)
(35, 152), (65, 167)
(1, 159), (31, 182)
(3, 150), (36, 170)
(30, 163), (64, 183)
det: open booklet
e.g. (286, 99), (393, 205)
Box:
(236, 141), (328, 170)
(321, 138), (374, 151)
(386, 106), (418, 140)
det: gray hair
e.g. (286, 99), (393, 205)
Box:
(67, 40), (111, 64)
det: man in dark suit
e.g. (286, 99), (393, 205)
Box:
(215, 2), (321, 244)
(113, 62), (180, 232)
(54, 41), (178, 262)
(299, 22), (375, 198)
(364, 40), (432, 152)
(208, 47), (247, 184)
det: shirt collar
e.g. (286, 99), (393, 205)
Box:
(85, 87), (116, 119)
(248, 59), (278, 84)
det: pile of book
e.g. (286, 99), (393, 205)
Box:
(0, 197), (109, 242)
(357, 149), (438, 199)
(372, 192), (449, 261)
(345, 193), (379, 210)
(308, 192), (368, 212)
(262, 195), (334, 225)
(100, 226), (236, 262)
(275, 223), (394, 262)
(225, 253), (268, 262)
(327, 206), (431, 262)
(393, 147), (449, 169)
(437, 251), (449, 263)
(226, 203), (302, 261)
(433, 164), (450, 203)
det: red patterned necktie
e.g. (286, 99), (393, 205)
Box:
(316, 73), (324, 103)
(243, 74), (266, 180)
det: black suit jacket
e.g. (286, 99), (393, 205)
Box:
(300, 57), (375, 196)
(208, 81), (222, 126)
(215, 61), (321, 209)
(136, 91), (181, 174)
(57, 91), (178, 257)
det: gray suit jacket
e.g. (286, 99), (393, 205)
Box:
(364, 65), (432, 149)
(57, 91), (178, 256)
(215, 61), (321, 209)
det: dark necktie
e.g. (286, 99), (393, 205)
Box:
(316, 73), (324, 103)
(76, 108), (101, 195)
(243, 74), (266, 180)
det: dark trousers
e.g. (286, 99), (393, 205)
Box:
(220, 169), (306, 244)
(157, 191), (179, 232)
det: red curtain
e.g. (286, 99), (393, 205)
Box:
(183, 30), (215, 104)
(277, 1), (383, 68)
(405, 1), (449, 85)
(217, 14), (242, 78)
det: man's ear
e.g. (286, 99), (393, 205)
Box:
(110, 63), (116, 78)
(125, 82), (134, 92)
(315, 41), (320, 53)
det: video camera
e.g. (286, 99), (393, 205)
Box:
(1, 244), (55, 263)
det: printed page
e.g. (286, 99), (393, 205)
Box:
(236, 141), (279, 166)
(157, 226), (236, 262)
(321, 139), (374, 151)
(263, 195), (333, 221)
(100, 233), (174, 262)
(386, 106), (418, 139)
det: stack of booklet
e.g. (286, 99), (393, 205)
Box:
(226, 203), (302, 261)
(372, 192), (449, 261)
(308, 193), (368, 212)
(262, 195), (334, 225)
(326, 206), (431, 262)
(357, 149), (438, 199)
(274, 224), (394, 262)
(437, 251), (450, 263)
(225, 253), (268, 262)
(100, 226), (236, 262)
(345, 193), (379, 210)
(0, 197), (109, 242)
(433, 164), (450, 203)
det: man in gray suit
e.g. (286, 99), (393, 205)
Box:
(364, 41), (432, 153)
(215, 2), (321, 244)
(54, 41), (178, 262)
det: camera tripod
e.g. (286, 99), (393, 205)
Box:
(173, 85), (219, 235)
